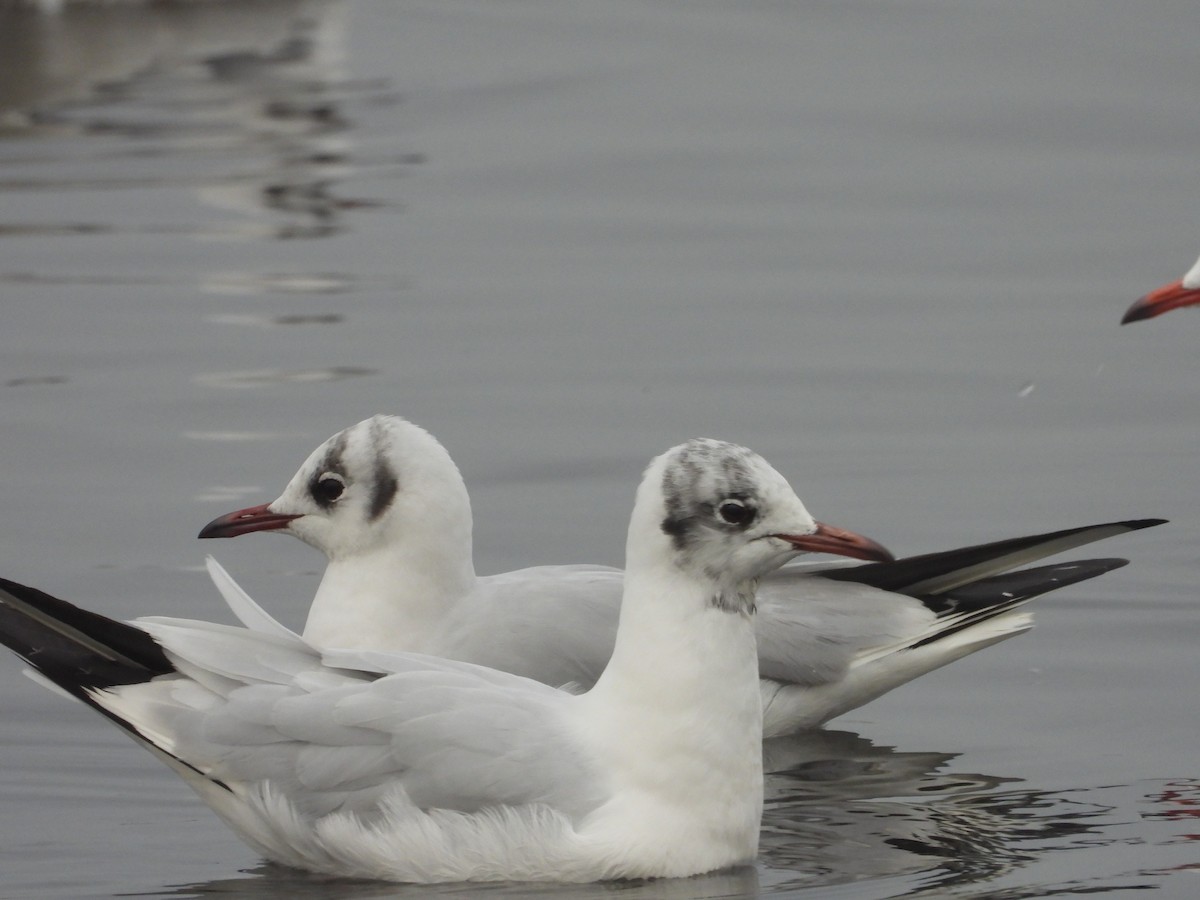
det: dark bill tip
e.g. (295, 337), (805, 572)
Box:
(1122, 280), (1200, 325)
(198, 502), (301, 539)
(777, 521), (894, 563)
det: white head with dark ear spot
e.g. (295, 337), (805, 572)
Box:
(207, 415), (474, 564)
(630, 439), (891, 613)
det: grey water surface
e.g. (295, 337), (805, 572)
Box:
(0, 1), (1197, 897)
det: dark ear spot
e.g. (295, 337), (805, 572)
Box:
(661, 514), (687, 545)
(368, 459), (399, 521)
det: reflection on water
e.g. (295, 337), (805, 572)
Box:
(761, 732), (1021, 894)
(0, 1), (329, 124)
(5, 374), (68, 387)
(0, 0), (399, 407)
(201, 272), (356, 295)
(205, 312), (345, 327)
(154, 866), (762, 900)
(1143, 779), (1200, 877)
(0, 0), (373, 243)
(193, 366), (377, 387)
(761, 738), (1187, 898)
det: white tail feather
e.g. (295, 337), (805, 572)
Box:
(205, 556), (298, 639)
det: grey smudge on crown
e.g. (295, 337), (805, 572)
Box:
(659, 439), (760, 552)
(367, 417), (399, 521)
(324, 426), (351, 472)
(659, 440), (768, 616)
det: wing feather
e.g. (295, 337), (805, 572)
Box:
(205, 555), (298, 639)
(112, 619), (604, 823)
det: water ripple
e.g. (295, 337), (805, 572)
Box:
(206, 313), (345, 327)
(194, 367), (376, 388)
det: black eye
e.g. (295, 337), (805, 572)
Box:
(716, 499), (755, 527)
(312, 473), (346, 506)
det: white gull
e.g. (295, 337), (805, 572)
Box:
(0, 439), (882, 882)
(200, 415), (1162, 736)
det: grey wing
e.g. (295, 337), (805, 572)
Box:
(755, 519), (1166, 688)
(432, 566), (624, 689)
(444, 563), (930, 692)
(754, 572), (933, 687)
(128, 618), (606, 821)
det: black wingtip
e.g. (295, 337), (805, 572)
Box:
(0, 577), (232, 793)
(0, 577), (172, 691)
(929, 557), (1131, 613)
(910, 558), (1132, 649)
(817, 518), (1166, 595)
(1113, 518), (1168, 530)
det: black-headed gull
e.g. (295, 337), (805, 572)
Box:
(0, 439), (888, 882)
(1122, 252), (1200, 323)
(199, 416), (1163, 736)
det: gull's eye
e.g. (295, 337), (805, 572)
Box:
(716, 498), (756, 527)
(312, 472), (346, 507)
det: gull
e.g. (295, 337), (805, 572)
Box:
(199, 416), (1163, 736)
(0, 439), (889, 882)
(1122, 251), (1200, 323)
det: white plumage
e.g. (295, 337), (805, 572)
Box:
(200, 415), (1158, 734)
(1, 439), (888, 882)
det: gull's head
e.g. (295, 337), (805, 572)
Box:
(198, 415), (471, 561)
(631, 439), (892, 604)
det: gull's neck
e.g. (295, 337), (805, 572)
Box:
(302, 533), (476, 653)
(576, 557), (763, 875)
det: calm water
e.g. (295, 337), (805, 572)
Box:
(0, 1), (1198, 897)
